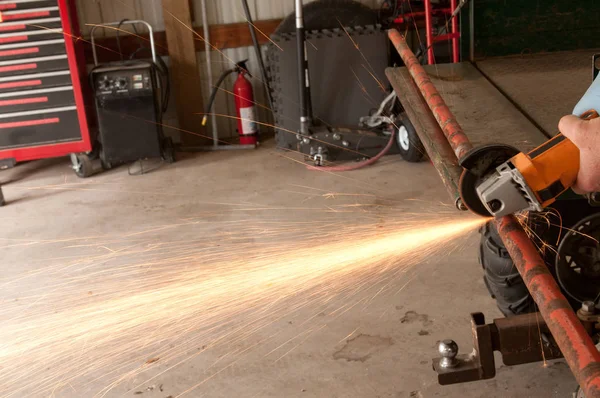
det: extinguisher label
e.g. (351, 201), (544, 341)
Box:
(240, 106), (258, 135)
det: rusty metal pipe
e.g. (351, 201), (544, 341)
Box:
(424, 0), (435, 65)
(387, 29), (600, 397)
(388, 29), (473, 161)
(496, 216), (600, 397)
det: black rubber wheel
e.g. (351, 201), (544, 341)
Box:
(479, 222), (536, 317)
(396, 113), (425, 163)
(99, 149), (112, 170)
(162, 137), (176, 164)
(478, 199), (599, 316)
(556, 213), (600, 303)
(72, 153), (94, 178)
(274, 0), (377, 34)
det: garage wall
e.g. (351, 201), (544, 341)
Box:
(75, 0), (380, 140)
(472, 0), (600, 59)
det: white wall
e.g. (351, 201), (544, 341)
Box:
(76, 0), (379, 139)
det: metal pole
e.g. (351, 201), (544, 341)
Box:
(200, 0), (219, 147)
(295, 0), (312, 135)
(424, 0), (435, 65)
(450, 0), (459, 63)
(388, 29), (600, 398)
(388, 29), (472, 161)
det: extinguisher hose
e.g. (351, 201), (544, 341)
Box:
(307, 131), (396, 172)
(202, 68), (236, 126)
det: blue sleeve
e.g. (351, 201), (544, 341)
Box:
(573, 74), (600, 116)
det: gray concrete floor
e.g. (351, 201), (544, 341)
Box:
(1, 141), (574, 397)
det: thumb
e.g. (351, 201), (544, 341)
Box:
(559, 115), (589, 147)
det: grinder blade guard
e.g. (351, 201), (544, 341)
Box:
(458, 144), (520, 217)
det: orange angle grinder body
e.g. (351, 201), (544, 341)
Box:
(458, 110), (598, 218)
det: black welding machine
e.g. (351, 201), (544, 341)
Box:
(89, 20), (175, 171)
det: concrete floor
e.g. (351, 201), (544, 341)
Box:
(1, 141), (575, 397)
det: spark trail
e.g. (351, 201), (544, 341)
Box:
(0, 212), (484, 397)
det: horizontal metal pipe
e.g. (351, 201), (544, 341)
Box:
(496, 216), (600, 398)
(387, 29), (473, 161)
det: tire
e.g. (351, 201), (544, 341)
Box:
(162, 137), (176, 164)
(479, 199), (600, 316)
(71, 153), (94, 179)
(99, 149), (112, 170)
(396, 113), (425, 163)
(274, 0), (377, 34)
(479, 222), (536, 317)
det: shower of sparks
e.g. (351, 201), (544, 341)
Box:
(0, 209), (485, 397)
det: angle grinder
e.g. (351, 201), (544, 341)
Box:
(459, 76), (600, 218)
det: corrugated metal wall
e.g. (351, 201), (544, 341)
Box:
(76, 0), (380, 139)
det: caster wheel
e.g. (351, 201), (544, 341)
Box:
(99, 150), (112, 170)
(162, 137), (176, 164)
(70, 153), (94, 178)
(396, 113), (425, 163)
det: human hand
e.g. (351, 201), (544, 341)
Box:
(558, 115), (600, 193)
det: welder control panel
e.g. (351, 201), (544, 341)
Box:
(93, 64), (154, 98)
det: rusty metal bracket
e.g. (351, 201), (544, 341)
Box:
(434, 312), (563, 385)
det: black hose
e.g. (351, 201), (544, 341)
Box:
(241, 0), (274, 112)
(202, 68), (237, 126)
(115, 18), (129, 62)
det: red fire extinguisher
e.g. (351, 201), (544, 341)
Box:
(202, 60), (259, 145)
(233, 61), (259, 145)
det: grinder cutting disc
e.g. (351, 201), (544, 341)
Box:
(458, 144), (520, 217)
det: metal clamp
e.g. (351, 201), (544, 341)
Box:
(434, 313), (563, 385)
(578, 301), (600, 338)
(90, 20), (157, 66)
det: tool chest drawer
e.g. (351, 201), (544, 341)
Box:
(0, 106), (80, 149)
(0, 1), (57, 12)
(0, 85), (73, 112)
(0, 28), (63, 45)
(0, 54), (68, 76)
(0, 5), (59, 22)
(0, 38), (64, 61)
(0, 19), (61, 36)
(0, 70), (71, 93)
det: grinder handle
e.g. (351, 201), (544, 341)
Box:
(518, 110), (599, 208)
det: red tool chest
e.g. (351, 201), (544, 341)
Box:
(0, 0), (91, 166)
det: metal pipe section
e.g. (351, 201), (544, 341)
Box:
(388, 29), (600, 397)
(424, 0), (435, 65)
(495, 216), (600, 398)
(200, 0), (219, 147)
(385, 68), (464, 208)
(388, 29), (473, 161)
(450, 0), (459, 63)
(295, 0), (312, 135)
